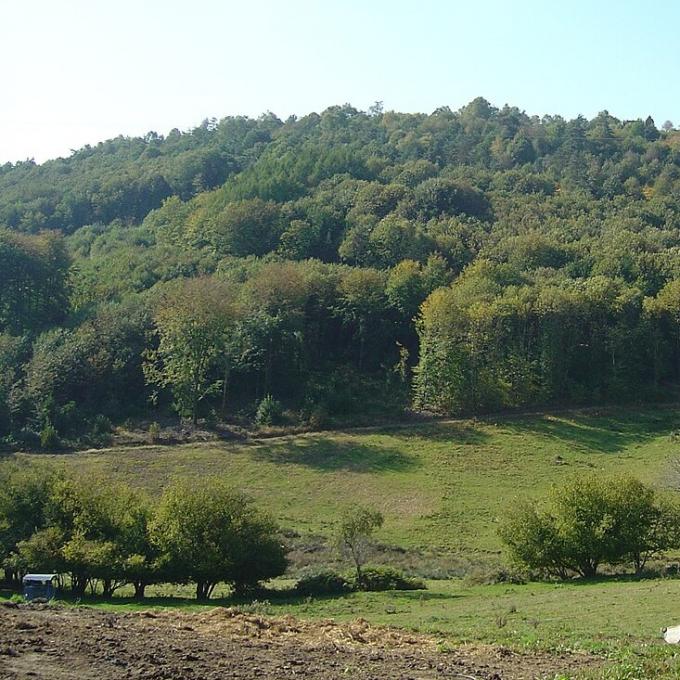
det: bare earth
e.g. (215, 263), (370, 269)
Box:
(0, 603), (598, 680)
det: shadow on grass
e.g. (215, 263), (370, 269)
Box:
(248, 437), (420, 473)
(0, 585), (455, 610)
(501, 410), (678, 454)
(378, 589), (459, 602)
(396, 422), (492, 445)
(557, 572), (678, 587)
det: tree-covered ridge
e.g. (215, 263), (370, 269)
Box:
(4, 99), (680, 238)
(0, 114), (282, 233)
(1, 99), (680, 444)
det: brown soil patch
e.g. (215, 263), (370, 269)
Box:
(0, 603), (599, 679)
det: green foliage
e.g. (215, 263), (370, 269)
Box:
(13, 301), (151, 436)
(0, 462), (59, 581)
(1, 462), (285, 600)
(355, 565), (426, 592)
(148, 421), (161, 443)
(499, 475), (680, 578)
(0, 116), (276, 233)
(414, 264), (666, 414)
(31, 475), (157, 596)
(89, 414), (113, 446)
(0, 334), (25, 436)
(295, 570), (352, 596)
(150, 478), (287, 599)
(144, 277), (238, 424)
(39, 424), (60, 450)
(0, 229), (70, 334)
(3, 100), (680, 434)
(255, 395), (284, 426)
(408, 177), (491, 221)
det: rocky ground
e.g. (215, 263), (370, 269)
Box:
(0, 602), (598, 680)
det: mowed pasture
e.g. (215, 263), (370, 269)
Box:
(10, 406), (680, 562)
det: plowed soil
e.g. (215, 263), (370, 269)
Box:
(0, 602), (599, 679)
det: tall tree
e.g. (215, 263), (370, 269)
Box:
(144, 278), (239, 424)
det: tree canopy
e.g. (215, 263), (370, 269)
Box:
(2, 100), (680, 441)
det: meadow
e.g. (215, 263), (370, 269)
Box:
(15, 406), (680, 562)
(7, 406), (680, 677)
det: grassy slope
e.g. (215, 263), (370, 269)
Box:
(16, 407), (680, 559)
(7, 406), (680, 677)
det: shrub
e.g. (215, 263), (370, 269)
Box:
(499, 475), (680, 578)
(39, 424), (60, 450)
(89, 414), (113, 445)
(307, 404), (330, 429)
(295, 570), (352, 596)
(0, 462), (59, 584)
(337, 505), (384, 586)
(255, 395), (283, 426)
(148, 421), (161, 443)
(356, 566), (426, 592)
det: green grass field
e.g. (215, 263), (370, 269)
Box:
(7, 406), (680, 677)
(13, 406), (680, 561)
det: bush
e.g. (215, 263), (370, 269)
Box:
(303, 368), (406, 422)
(39, 424), (60, 450)
(356, 566), (426, 592)
(295, 570), (352, 596)
(499, 475), (680, 578)
(148, 421), (161, 443)
(337, 505), (384, 585)
(255, 395), (283, 426)
(307, 404), (330, 429)
(89, 414), (113, 446)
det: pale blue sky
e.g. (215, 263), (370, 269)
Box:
(2, 1), (679, 163)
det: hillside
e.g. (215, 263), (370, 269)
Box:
(17, 406), (680, 572)
(2, 100), (680, 446)
(7, 405), (680, 678)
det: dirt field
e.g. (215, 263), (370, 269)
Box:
(0, 602), (598, 680)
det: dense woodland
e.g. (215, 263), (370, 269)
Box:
(2, 98), (680, 446)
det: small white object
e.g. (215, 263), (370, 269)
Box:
(663, 625), (680, 644)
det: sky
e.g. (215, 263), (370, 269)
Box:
(2, 0), (679, 164)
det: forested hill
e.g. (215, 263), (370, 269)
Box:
(3, 100), (678, 237)
(2, 98), (680, 446)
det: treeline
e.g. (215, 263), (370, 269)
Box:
(415, 264), (680, 412)
(1, 252), (430, 443)
(2, 100), (680, 438)
(0, 463), (286, 599)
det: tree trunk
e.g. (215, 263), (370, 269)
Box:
(133, 581), (146, 600)
(354, 555), (363, 589)
(634, 553), (646, 576)
(102, 579), (114, 599)
(221, 361), (230, 418)
(578, 561), (598, 579)
(196, 581), (214, 600)
(71, 573), (87, 597)
(358, 319), (365, 371)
